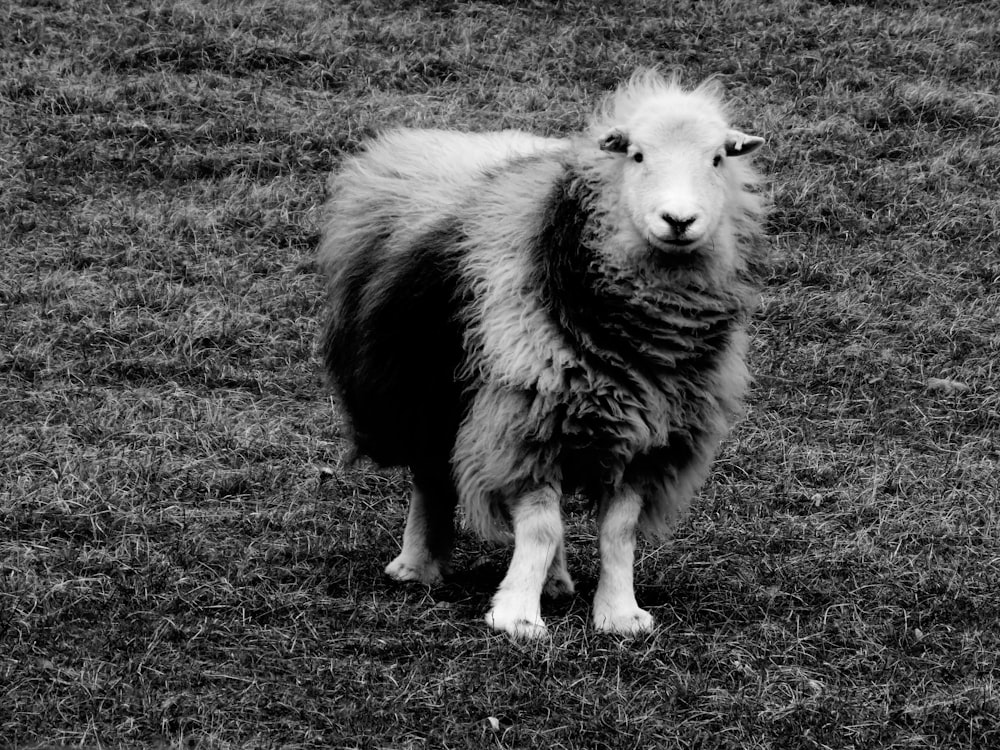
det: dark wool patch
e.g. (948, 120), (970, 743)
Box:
(626, 429), (700, 484)
(532, 173), (629, 376)
(321, 228), (384, 381)
(322, 218), (468, 471)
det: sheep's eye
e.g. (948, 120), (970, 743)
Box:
(633, 152), (644, 163)
(713, 154), (723, 167)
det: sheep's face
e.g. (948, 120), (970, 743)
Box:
(599, 112), (763, 255)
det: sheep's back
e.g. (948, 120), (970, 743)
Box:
(319, 129), (566, 271)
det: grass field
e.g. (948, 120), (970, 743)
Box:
(2, 0), (998, 747)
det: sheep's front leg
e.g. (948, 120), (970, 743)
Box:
(385, 467), (457, 585)
(592, 488), (654, 634)
(486, 486), (563, 639)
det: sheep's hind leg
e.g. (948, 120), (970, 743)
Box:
(543, 537), (575, 598)
(385, 466), (457, 585)
(486, 487), (562, 639)
(592, 488), (654, 634)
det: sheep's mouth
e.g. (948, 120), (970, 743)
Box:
(648, 234), (700, 252)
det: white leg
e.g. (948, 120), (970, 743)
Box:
(385, 470), (456, 585)
(592, 489), (654, 634)
(485, 487), (562, 639)
(543, 537), (575, 598)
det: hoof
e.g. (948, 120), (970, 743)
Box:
(385, 554), (446, 585)
(485, 608), (549, 640)
(593, 605), (655, 635)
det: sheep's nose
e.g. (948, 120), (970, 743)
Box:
(661, 212), (697, 235)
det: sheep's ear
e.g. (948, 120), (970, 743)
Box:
(599, 127), (630, 154)
(725, 129), (765, 157)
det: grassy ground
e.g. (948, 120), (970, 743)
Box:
(2, 0), (998, 747)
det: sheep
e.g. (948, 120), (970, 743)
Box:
(318, 69), (766, 639)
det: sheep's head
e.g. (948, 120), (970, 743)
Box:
(594, 75), (764, 259)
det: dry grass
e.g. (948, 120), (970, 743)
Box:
(2, 0), (998, 748)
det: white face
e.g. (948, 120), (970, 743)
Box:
(601, 117), (763, 254)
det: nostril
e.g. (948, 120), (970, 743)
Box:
(661, 213), (696, 234)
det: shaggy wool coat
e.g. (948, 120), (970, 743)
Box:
(320, 117), (764, 541)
